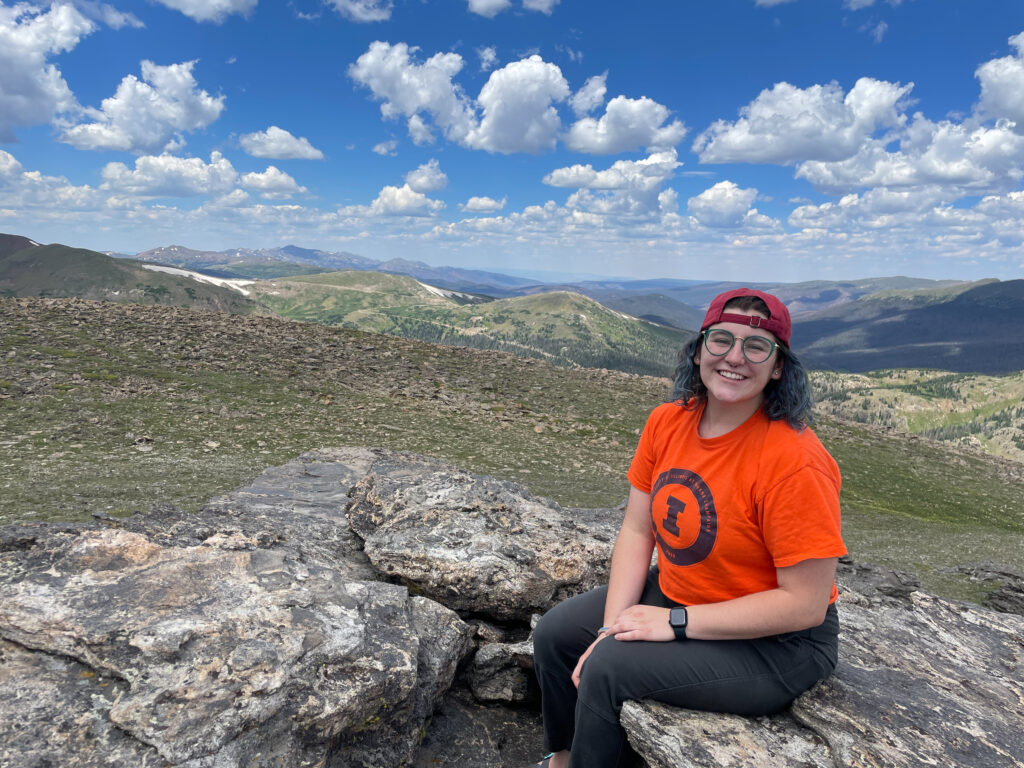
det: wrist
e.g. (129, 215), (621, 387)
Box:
(668, 606), (688, 640)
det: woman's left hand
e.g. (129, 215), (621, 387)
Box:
(605, 605), (675, 642)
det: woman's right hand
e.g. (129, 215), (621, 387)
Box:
(571, 631), (609, 688)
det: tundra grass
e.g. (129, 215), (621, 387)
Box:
(2, 298), (1023, 604)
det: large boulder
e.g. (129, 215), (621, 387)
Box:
(346, 451), (621, 620)
(621, 569), (1024, 768)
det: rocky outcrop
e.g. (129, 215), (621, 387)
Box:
(2, 447), (1023, 768)
(621, 564), (1024, 768)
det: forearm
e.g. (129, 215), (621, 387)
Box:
(685, 586), (830, 640)
(603, 526), (654, 626)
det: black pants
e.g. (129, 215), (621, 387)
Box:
(532, 569), (839, 768)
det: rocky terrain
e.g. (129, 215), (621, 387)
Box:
(2, 449), (1022, 767)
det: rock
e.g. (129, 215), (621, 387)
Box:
(957, 563), (1024, 616)
(0, 447), (476, 768)
(412, 687), (546, 768)
(347, 451), (621, 620)
(622, 583), (1024, 768)
(467, 639), (536, 704)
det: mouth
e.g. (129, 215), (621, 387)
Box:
(716, 369), (747, 381)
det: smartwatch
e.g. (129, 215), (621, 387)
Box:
(668, 606), (688, 640)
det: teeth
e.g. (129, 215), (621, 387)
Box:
(718, 371), (745, 380)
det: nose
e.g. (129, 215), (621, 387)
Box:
(724, 340), (746, 365)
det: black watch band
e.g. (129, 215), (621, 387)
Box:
(669, 606), (688, 640)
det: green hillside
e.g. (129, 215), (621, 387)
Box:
(0, 243), (260, 314)
(254, 272), (690, 376)
(2, 297), (1023, 605)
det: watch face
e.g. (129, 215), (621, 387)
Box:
(670, 607), (687, 627)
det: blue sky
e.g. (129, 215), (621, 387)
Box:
(2, 0), (1023, 282)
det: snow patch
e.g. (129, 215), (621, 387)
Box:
(141, 264), (254, 295)
(416, 281), (476, 301)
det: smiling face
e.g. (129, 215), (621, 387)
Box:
(695, 306), (783, 413)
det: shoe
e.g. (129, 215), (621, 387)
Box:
(526, 754), (554, 767)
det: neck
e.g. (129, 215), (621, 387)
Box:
(698, 395), (764, 438)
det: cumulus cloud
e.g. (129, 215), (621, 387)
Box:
(694, 77), (913, 164)
(687, 180), (760, 228)
(404, 158), (448, 192)
(547, 150), (682, 218)
(795, 117), (1024, 194)
(239, 126), (324, 159)
(461, 195), (506, 212)
(467, 0), (511, 17)
(369, 183), (444, 215)
(100, 151), (237, 197)
(349, 41), (476, 146)
(976, 31), (1024, 131)
(0, 3), (94, 141)
(569, 73), (607, 117)
(566, 95), (687, 154)
(465, 56), (569, 153)
(325, 0), (393, 22)
(76, 2), (144, 29)
(0, 148), (101, 209)
(239, 166), (306, 199)
(60, 60), (225, 153)
(372, 139), (398, 155)
(151, 0), (257, 24)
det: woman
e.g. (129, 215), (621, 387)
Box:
(529, 288), (845, 768)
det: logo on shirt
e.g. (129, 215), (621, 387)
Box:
(650, 468), (717, 566)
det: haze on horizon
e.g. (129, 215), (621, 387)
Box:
(1, 0), (1023, 283)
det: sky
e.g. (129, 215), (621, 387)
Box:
(2, 0), (1024, 283)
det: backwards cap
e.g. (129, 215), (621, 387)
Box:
(700, 288), (792, 346)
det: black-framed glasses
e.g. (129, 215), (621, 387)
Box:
(701, 329), (780, 364)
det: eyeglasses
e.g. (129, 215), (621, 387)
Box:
(701, 329), (780, 364)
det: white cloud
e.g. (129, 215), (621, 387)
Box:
(755, 0), (797, 5)
(569, 73), (607, 117)
(687, 180), (759, 228)
(566, 94), (687, 154)
(843, 0), (877, 8)
(325, 0), (393, 22)
(372, 139), (398, 155)
(523, 0), (560, 13)
(239, 166), (306, 199)
(76, 2), (144, 29)
(461, 195), (506, 212)
(151, 0), (257, 24)
(100, 151), (237, 197)
(870, 20), (888, 43)
(349, 41), (476, 146)
(0, 3), (94, 141)
(795, 117), (1024, 194)
(405, 159), (448, 192)
(694, 77), (913, 164)
(467, 0), (511, 18)
(466, 55), (569, 154)
(60, 60), (224, 153)
(477, 45), (498, 72)
(976, 31), (1024, 131)
(239, 126), (324, 159)
(369, 183), (444, 216)
(543, 150), (680, 190)
(0, 149), (101, 209)
(407, 114), (433, 145)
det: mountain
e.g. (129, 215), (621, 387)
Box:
(1, 233), (42, 258)
(794, 279), (1024, 373)
(375, 257), (539, 293)
(251, 271), (689, 376)
(0, 242), (260, 314)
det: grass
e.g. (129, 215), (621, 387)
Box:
(2, 297), (1023, 603)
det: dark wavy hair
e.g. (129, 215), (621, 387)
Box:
(669, 297), (814, 429)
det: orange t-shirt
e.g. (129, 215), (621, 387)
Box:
(627, 401), (845, 606)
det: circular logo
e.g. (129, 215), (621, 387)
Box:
(650, 468), (717, 566)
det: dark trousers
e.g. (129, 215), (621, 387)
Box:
(532, 569), (839, 768)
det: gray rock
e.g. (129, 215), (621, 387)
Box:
(347, 451), (621, 620)
(622, 584), (1024, 768)
(0, 518), (471, 767)
(467, 640), (535, 704)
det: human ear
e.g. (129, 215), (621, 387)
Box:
(771, 363), (783, 380)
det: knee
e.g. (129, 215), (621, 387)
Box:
(576, 640), (622, 710)
(532, 606), (567, 665)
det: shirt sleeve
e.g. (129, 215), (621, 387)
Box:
(759, 465), (846, 568)
(626, 408), (659, 493)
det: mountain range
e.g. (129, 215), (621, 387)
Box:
(4, 233), (1023, 374)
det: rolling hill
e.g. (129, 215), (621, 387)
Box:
(0, 242), (260, 314)
(251, 271), (691, 376)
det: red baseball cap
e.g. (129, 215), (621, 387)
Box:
(700, 288), (792, 346)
